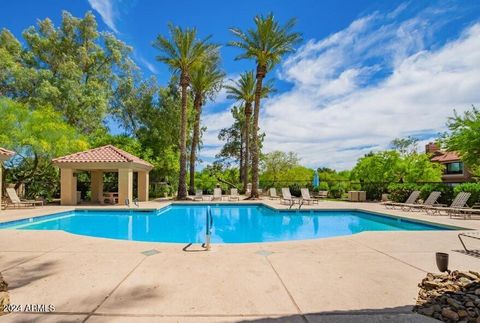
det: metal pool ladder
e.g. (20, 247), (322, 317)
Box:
(204, 206), (213, 250)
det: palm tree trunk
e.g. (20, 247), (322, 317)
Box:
(189, 93), (202, 195)
(250, 65), (266, 199)
(239, 128), (244, 183)
(243, 102), (252, 193)
(177, 73), (189, 200)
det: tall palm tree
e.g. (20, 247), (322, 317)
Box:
(189, 52), (225, 195)
(224, 71), (274, 192)
(229, 14), (301, 198)
(153, 24), (214, 199)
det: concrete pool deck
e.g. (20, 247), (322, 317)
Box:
(0, 199), (479, 322)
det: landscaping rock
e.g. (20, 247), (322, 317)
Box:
(0, 273), (8, 316)
(442, 308), (459, 321)
(414, 271), (480, 322)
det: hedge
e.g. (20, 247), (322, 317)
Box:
(454, 183), (480, 206)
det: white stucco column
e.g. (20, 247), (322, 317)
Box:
(137, 171), (149, 202)
(90, 171), (104, 203)
(118, 168), (133, 205)
(60, 168), (77, 205)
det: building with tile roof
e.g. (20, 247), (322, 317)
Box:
(425, 143), (472, 184)
(53, 145), (153, 206)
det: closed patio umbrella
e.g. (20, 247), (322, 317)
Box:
(312, 170), (320, 188)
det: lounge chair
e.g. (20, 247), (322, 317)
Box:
(6, 188), (43, 208)
(228, 188), (240, 201)
(281, 188), (300, 206)
(425, 192), (471, 216)
(400, 191), (441, 212)
(382, 191), (420, 210)
(458, 231), (480, 253)
(317, 191), (328, 199)
(192, 189), (203, 201)
(451, 206), (480, 220)
(212, 188), (222, 201)
(269, 188), (280, 200)
(301, 188), (319, 205)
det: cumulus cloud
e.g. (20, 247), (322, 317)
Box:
(88, 0), (119, 33)
(202, 4), (480, 170)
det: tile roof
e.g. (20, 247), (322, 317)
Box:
(52, 145), (153, 169)
(431, 151), (462, 163)
(0, 147), (15, 159)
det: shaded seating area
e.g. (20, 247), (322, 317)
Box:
(5, 187), (43, 208)
(52, 145), (153, 206)
(0, 147), (16, 211)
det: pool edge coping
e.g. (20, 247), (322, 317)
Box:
(0, 201), (471, 231)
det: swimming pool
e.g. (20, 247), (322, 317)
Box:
(0, 204), (452, 243)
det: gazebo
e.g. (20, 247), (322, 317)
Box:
(0, 147), (15, 211)
(52, 145), (153, 206)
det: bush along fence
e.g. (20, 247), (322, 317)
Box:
(259, 180), (480, 204)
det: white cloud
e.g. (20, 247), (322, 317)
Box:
(262, 20), (480, 170)
(200, 4), (480, 170)
(88, 0), (119, 33)
(138, 56), (158, 74)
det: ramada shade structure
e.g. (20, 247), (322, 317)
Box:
(0, 147), (15, 212)
(52, 145), (153, 206)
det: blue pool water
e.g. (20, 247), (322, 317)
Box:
(0, 204), (452, 243)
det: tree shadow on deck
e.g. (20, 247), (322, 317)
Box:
(237, 306), (435, 322)
(1, 258), (57, 291)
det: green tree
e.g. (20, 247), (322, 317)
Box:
(154, 24), (215, 199)
(391, 136), (419, 156)
(1, 11), (137, 134)
(229, 14), (301, 198)
(216, 106), (245, 169)
(351, 150), (443, 183)
(0, 98), (88, 195)
(224, 71), (274, 191)
(188, 51), (224, 194)
(260, 151), (301, 184)
(351, 151), (403, 183)
(444, 106), (480, 177)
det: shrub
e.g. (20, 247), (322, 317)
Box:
(318, 182), (329, 191)
(288, 183), (302, 197)
(361, 183), (388, 201)
(454, 183), (480, 206)
(419, 183), (454, 205)
(328, 183), (345, 199)
(387, 183), (421, 202)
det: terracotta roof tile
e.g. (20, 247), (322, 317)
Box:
(431, 151), (462, 163)
(52, 145), (153, 168)
(0, 147), (15, 158)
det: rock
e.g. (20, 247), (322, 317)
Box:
(459, 310), (469, 318)
(448, 297), (464, 309)
(469, 271), (480, 279)
(0, 274), (7, 292)
(0, 291), (9, 315)
(476, 316), (480, 323)
(475, 289), (480, 296)
(442, 308), (460, 321)
(466, 301), (474, 307)
(419, 306), (435, 316)
(424, 281), (442, 289)
(460, 272), (479, 281)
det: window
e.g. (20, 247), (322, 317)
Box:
(445, 162), (463, 175)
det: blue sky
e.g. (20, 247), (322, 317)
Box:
(1, 0), (480, 169)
